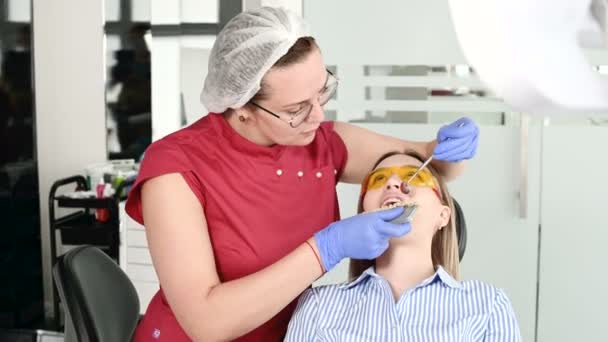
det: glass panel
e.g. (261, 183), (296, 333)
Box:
(181, 0), (219, 23)
(131, 0), (151, 22)
(104, 0), (120, 22)
(180, 35), (216, 124)
(0, 0), (43, 330)
(332, 64), (518, 125)
(105, 1), (241, 158)
(104, 2), (152, 160)
(147, 0), (241, 138)
(105, 35), (121, 68)
(180, 35), (217, 48)
(8, 0), (30, 22)
(105, 34), (122, 154)
(324, 110), (337, 121)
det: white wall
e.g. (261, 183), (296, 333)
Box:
(33, 0), (107, 320)
(243, 0), (302, 16)
(304, 0), (466, 66)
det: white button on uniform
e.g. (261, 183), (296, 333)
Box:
(316, 171), (322, 178)
(276, 169), (283, 176)
(334, 169), (337, 175)
(297, 171), (304, 177)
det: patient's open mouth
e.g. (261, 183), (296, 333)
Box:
(381, 198), (403, 208)
(370, 199), (417, 224)
(378, 198), (416, 210)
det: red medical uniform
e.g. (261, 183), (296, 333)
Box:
(125, 113), (348, 341)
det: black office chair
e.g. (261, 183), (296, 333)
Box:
(52, 246), (140, 342)
(452, 197), (467, 261)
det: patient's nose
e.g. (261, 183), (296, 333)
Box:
(384, 174), (402, 190)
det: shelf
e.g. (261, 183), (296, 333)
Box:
(52, 212), (118, 246)
(55, 195), (116, 209)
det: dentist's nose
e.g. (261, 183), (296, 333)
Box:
(306, 101), (325, 124)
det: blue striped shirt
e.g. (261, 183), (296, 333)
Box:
(285, 266), (521, 341)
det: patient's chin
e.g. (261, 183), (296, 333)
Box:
(388, 232), (416, 246)
(388, 221), (431, 247)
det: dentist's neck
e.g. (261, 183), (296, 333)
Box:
(375, 241), (435, 301)
(225, 110), (274, 147)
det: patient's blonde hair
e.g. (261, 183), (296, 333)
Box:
(348, 150), (461, 281)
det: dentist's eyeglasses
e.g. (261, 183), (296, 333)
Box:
(250, 69), (338, 128)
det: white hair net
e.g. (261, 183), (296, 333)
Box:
(200, 7), (310, 113)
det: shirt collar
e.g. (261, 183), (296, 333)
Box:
(339, 266), (379, 290)
(434, 266), (462, 289)
(340, 265), (462, 290)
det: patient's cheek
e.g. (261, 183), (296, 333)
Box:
(362, 194), (379, 212)
(410, 206), (434, 231)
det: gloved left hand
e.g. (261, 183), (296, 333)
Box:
(433, 117), (479, 162)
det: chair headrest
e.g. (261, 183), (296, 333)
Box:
(452, 197), (467, 261)
(53, 246), (140, 342)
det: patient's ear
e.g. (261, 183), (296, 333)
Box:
(437, 205), (451, 229)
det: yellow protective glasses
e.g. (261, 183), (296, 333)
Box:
(363, 165), (442, 198)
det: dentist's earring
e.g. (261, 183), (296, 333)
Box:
(238, 116), (246, 122)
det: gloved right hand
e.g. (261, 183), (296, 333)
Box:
(434, 117), (479, 162)
(313, 207), (412, 271)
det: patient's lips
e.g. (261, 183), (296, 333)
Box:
(379, 190), (411, 209)
(381, 197), (403, 208)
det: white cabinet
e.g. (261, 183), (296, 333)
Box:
(536, 127), (608, 342)
(120, 204), (159, 314)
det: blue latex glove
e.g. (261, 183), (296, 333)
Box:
(314, 207), (412, 271)
(434, 117), (479, 162)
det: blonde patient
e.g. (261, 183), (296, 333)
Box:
(285, 150), (521, 342)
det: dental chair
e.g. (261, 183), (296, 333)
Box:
(52, 246), (140, 342)
(452, 197), (467, 261)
